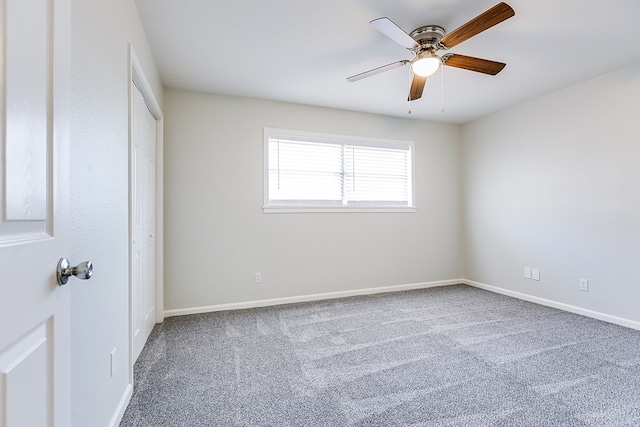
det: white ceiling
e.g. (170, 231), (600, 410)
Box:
(135, 0), (640, 124)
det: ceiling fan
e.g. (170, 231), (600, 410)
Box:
(347, 2), (515, 101)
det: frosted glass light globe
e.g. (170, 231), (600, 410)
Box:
(412, 53), (440, 77)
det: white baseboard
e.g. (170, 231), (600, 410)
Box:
(164, 279), (463, 318)
(464, 279), (640, 331)
(164, 278), (640, 332)
(108, 383), (133, 427)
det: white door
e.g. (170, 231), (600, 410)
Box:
(0, 0), (71, 425)
(131, 83), (157, 362)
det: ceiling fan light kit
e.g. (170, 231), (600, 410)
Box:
(347, 2), (515, 102)
(412, 51), (441, 77)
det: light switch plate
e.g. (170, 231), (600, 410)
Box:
(524, 267), (532, 279)
(110, 348), (117, 377)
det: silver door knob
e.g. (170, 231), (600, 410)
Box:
(56, 258), (93, 286)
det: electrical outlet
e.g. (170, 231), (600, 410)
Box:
(579, 278), (589, 292)
(110, 348), (117, 377)
(532, 268), (540, 281)
(524, 267), (532, 279)
(254, 272), (262, 284)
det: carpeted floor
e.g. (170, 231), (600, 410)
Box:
(120, 284), (640, 426)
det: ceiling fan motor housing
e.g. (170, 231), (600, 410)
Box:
(409, 25), (446, 50)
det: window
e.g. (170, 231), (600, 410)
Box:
(264, 128), (415, 213)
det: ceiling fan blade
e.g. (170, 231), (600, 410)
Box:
(442, 54), (506, 75)
(347, 60), (409, 82)
(439, 2), (514, 49)
(408, 74), (427, 101)
(370, 17), (419, 50)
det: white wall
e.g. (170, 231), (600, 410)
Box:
(163, 89), (461, 311)
(70, 0), (162, 425)
(462, 62), (640, 323)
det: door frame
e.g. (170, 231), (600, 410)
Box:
(127, 44), (164, 385)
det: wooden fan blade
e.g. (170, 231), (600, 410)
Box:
(370, 17), (419, 50)
(442, 54), (506, 75)
(347, 60), (409, 82)
(439, 2), (514, 49)
(408, 74), (427, 101)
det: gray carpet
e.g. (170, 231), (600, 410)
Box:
(120, 285), (640, 426)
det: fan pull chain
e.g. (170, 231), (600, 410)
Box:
(277, 139), (281, 190)
(407, 64), (412, 115)
(440, 63), (445, 113)
(352, 145), (356, 191)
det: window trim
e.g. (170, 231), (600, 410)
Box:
(263, 127), (416, 213)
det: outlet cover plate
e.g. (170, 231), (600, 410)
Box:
(579, 278), (589, 292)
(532, 268), (540, 281)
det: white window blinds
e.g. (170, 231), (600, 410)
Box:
(265, 129), (414, 211)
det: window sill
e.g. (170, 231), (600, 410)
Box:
(262, 206), (417, 214)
